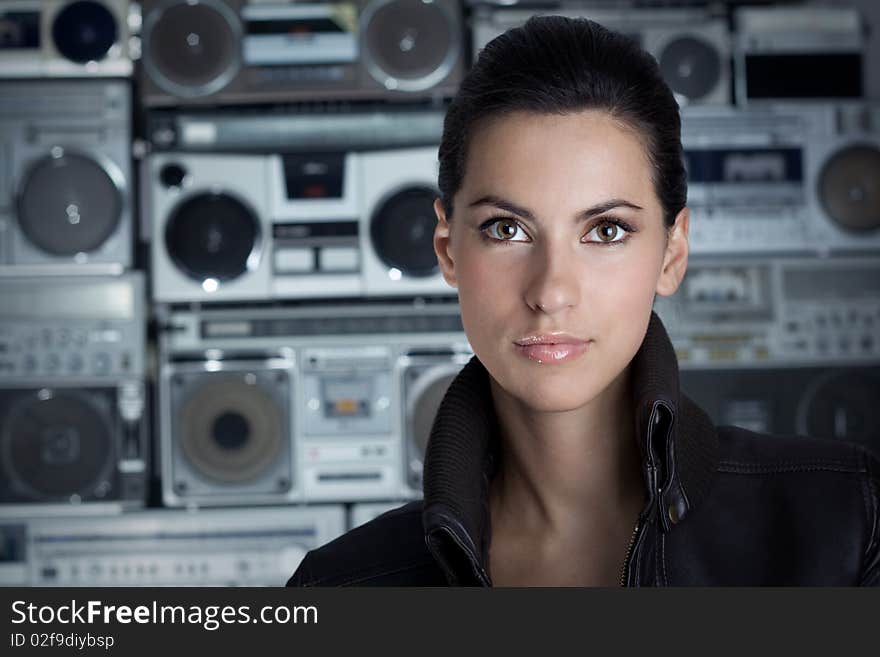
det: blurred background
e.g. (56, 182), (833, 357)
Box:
(0, 0), (877, 587)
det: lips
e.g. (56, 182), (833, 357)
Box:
(513, 334), (591, 364)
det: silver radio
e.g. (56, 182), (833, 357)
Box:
(654, 255), (880, 370)
(138, 0), (464, 107)
(471, 4), (731, 106)
(0, 80), (132, 274)
(159, 299), (468, 504)
(682, 104), (880, 256)
(0, 0), (133, 78)
(657, 253), (880, 455)
(149, 146), (452, 303)
(2, 505), (345, 586)
(0, 273), (148, 513)
(734, 5), (864, 104)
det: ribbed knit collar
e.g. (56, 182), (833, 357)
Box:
(421, 311), (719, 584)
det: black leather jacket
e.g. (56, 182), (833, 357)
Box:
(288, 313), (880, 586)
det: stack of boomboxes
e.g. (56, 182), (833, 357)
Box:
(0, 0), (878, 586)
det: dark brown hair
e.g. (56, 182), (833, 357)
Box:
(438, 15), (687, 227)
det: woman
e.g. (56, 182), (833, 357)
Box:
(288, 16), (880, 586)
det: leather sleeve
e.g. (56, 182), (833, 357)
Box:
(859, 452), (880, 587)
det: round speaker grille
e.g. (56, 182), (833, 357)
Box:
(1, 390), (114, 500)
(370, 185), (439, 277)
(408, 367), (458, 461)
(164, 192), (260, 282)
(363, 0), (457, 90)
(177, 373), (285, 483)
(658, 36), (721, 102)
(18, 151), (122, 256)
(818, 144), (880, 232)
(799, 370), (880, 452)
(52, 0), (117, 64)
(143, 0), (240, 97)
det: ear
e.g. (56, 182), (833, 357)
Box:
(655, 207), (689, 297)
(433, 198), (457, 288)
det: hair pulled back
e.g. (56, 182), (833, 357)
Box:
(438, 15), (687, 227)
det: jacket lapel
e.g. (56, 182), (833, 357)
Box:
(421, 311), (719, 585)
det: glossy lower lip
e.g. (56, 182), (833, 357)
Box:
(514, 341), (590, 364)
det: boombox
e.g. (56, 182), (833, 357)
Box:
(658, 253), (880, 457)
(138, 0), (464, 107)
(734, 5), (864, 103)
(157, 299), (469, 506)
(0, 0), (133, 78)
(471, 4), (731, 106)
(149, 146), (453, 303)
(682, 103), (880, 256)
(0, 80), (132, 273)
(0, 273), (148, 513)
(681, 365), (880, 459)
(654, 255), (880, 370)
(0, 505), (345, 586)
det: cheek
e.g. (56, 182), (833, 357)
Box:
(596, 240), (665, 301)
(455, 252), (511, 323)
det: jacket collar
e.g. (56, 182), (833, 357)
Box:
(421, 311), (719, 585)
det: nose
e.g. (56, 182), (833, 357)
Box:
(523, 243), (581, 315)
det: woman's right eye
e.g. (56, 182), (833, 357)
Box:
(481, 218), (530, 242)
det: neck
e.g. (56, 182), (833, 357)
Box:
(488, 365), (645, 536)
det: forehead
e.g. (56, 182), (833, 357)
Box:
(461, 110), (656, 209)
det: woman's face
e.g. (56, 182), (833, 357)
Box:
(433, 110), (689, 413)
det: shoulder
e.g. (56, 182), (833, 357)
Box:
(286, 501), (447, 587)
(714, 424), (880, 478)
(711, 425), (880, 543)
(669, 425), (880, 585)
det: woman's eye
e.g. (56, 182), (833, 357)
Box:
(584, 221), (627, 244)
(485, 218), (529, 242)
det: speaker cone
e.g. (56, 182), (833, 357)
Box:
(177, 372), (285, 483)
(658, 36), (721, 102)
(164, 191), (261, 282)
(0, 389), (115, 501)
(405, 363), (460, 486)
(17, 151), (122, 256)
(362, 0), (458, 91)
(818, 144), (880, 232)
(52, 0), (117, 64)
(799, 370), (880, 453)
(370, 185), (439, 277)
(143, 0), (241, 97)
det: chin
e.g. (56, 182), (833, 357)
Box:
(496, 368), (608, 414)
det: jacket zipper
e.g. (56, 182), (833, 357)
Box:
(620, 405), (665, 587)
(618, 520), (641, 587)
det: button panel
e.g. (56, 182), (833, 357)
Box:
(779, 302), (880, 361)
(0, 321), (140, 379)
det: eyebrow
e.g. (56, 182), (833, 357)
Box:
(467, 195), (644, 222)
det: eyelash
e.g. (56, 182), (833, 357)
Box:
(478, 216), (636, 246)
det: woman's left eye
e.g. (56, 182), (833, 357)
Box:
(583, 220), (629, 244)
